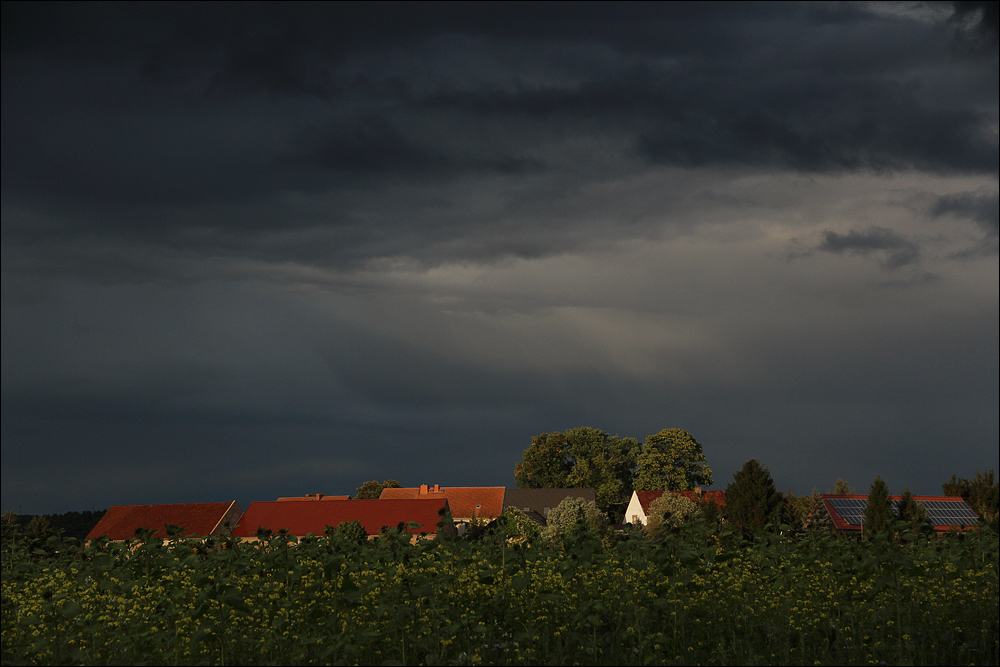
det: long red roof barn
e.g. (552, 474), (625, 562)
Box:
(379, 484), (505, 520)
(231, 498), (450, 538)
(86, 501), (243, 541)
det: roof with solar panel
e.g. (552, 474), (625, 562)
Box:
(820, 495), (980, 532)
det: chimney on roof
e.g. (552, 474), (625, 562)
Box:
(433, 484), (441, 493)
(695, 487), (703, 499)
(419, 484), (428, 494)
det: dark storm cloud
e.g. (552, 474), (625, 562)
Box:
(0, 3), (789, 71)
(817, 226), (920, 269)
(2, 3), (997, 514)
(952, 0), (999, 49)
(3, 2), (995, 221)
(929, 188), (1000, 256)
(931, 189), (1000, 236)
(283, 115), (544, 177)
(637, 93), (996, 173)
(287, 116), (440, 174)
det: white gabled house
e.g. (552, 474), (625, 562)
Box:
(624, 488), (726, 525)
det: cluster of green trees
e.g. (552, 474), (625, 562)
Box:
(513, 426), (712, 521)
(861, 473), (1000, 535)
(943, 470), (999, 531)
(512, 426), (998, 534)
(681, 460), (999, 537)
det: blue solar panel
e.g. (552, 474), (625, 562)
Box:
(828, 498), (866, 525)
(824, 497), (978, 527)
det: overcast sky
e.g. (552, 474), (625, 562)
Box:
(3, 2), (997, 515)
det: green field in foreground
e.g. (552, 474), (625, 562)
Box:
(2, 521), (998, 666)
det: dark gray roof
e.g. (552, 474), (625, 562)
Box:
(503, 488), (596, 516)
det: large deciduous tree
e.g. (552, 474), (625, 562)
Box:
(724, 459), (783, 533)
(634, 428), (713, 491)
(565, 427), (638, 520)
(514, 427), (638, 521)
(514, 432), (573, 489)
(354, 479), (401, 500)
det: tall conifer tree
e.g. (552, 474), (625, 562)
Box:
(724, 459), (783, 533)
(863, 476), (894, 535)
(897, 487), (931, 534)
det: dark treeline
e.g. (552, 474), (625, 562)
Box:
(3, 510), (105, 544)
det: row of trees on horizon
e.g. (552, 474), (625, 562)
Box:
(4, 427), (997, 543)
(509, 426), (1000, 531)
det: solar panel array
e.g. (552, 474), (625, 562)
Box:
(826, 497), (979, 527)
(827, 498), (867, 525)
(919, 500), (980, 526)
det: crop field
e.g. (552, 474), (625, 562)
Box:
(2, 522), (998, 666)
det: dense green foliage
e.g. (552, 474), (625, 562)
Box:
(897, 489), (932, 535)
(865, 477), (894, 536)
(943, 470), (999, 531)
(563, 428), (639, 520)
(833, 479), (855, 494)
(514, 427), (638, 520)
(4, 511), (105, 544)
(514, 432), (574, 490)
(500, 507), (542, 542)
(645, 494), (701, 536)
(540, 496), (609, 543)
(514, 426), (716, 522)
(783, 490), (832, 532)
(724, 459), (784, 533)
(353, 480), (401, 500)
(332, 520), (367, 545)
(634, 429), (713, 491)
(2, 515), (997, 666)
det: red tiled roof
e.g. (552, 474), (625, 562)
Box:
(636, 489), (726, 513)
(86, 502), (241, 541)
(231, 499), (449, 538)
(276, 494), (350, 501)
(634, 490), (663, 514)
(379, 486), (505, 519)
